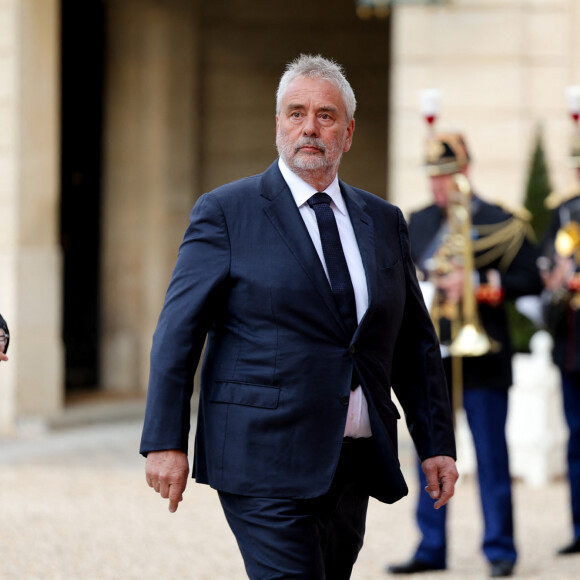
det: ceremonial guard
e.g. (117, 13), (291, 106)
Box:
(387, 116), (543, 577)
(538, 86), (580, 555)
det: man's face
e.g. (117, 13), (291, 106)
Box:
(276, 77), (354, 177)
(0, 332), (6, 354)
(430, 173), (453, 208)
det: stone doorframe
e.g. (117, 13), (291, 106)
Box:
(0, 0), (63, 433)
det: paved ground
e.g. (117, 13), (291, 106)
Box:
(1, 404), (579, 580)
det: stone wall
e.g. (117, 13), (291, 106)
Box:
(0, 0), (63, 433)
(198, 0), (390, 196)
(100, 0), (200, 392)
(0, 0), (18, 432)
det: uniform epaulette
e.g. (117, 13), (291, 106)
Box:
(544, 183), (580, 209)
(473, 213), (532, 272)
(490, 200), (532, 222)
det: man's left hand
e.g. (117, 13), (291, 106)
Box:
(145, 449), (190, 513)
(421, 455), (459, 509)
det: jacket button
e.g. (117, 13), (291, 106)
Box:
(340, 396), (349, 406)
(349, 345), (355, 354)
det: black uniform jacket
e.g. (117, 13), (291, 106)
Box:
(542, 195), (580, 373)
(409, 196), (543, 390)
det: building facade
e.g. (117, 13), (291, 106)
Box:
(0, 0), (390, 431)
(0, 0), (578, 433)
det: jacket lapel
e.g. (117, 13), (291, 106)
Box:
(340, 182), (377, 340)
(260, 162), (348, 337)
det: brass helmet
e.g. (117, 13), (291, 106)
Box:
(425, 132), (471, 176)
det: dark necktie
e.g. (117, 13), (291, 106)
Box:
(307, 192), (358, 341)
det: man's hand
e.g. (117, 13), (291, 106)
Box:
(0, 353), (7, 362)
(436, 266), (464, 305)
(421, 455), (459, 510)
(541, 255), (575, 292)
(145, 449), (190, 513)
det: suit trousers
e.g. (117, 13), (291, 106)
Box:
(561, 370), (580, 540)
(218, 438), (373, 580)
(413, 387), (517, 567)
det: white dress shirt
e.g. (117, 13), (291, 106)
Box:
(278, 158), (372, 438)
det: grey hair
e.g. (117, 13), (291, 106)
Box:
(276, 54), (357, 122)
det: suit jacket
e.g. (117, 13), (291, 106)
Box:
(409, 197), (543, 390)
(140, 161), (456, 504)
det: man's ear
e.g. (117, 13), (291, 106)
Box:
(343, 119), (355, 153)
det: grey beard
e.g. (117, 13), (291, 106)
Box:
(276, 135), (341, 174)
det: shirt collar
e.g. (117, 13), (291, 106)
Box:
(278, 158), (346, 215)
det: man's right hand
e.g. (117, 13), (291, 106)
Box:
(145, 449), (190, 513)
(541, 255), (574, 292)
(436, 266), (464, 305)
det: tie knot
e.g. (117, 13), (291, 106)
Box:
(307, 192), (332, 208)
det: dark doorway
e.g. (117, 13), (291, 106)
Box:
(60, 0), (105, 392)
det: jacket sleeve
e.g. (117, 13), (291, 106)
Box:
(140, 193), (230, 456)
(390, 209), (456, 462)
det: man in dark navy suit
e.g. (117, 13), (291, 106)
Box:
(140, 54), (458, 580)
(387, 133), (542, 578)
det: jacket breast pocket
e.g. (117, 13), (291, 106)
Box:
(378, 247), (401, 272)
(211, 381), (280, 409)
(376, 257), (405, 319)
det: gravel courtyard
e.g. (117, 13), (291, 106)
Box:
(1, 415), (579, 579)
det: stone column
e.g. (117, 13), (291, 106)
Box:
(0, 0), (63, 433)
(101, 0), (200, 392)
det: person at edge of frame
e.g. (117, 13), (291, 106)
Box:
(538, 129), (580, 557)
(0, 314), (9, 363)
(386, 131), (543, 578)
(140, 54), (458, 580)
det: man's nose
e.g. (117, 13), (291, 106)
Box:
(302, 114), (319, 137)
